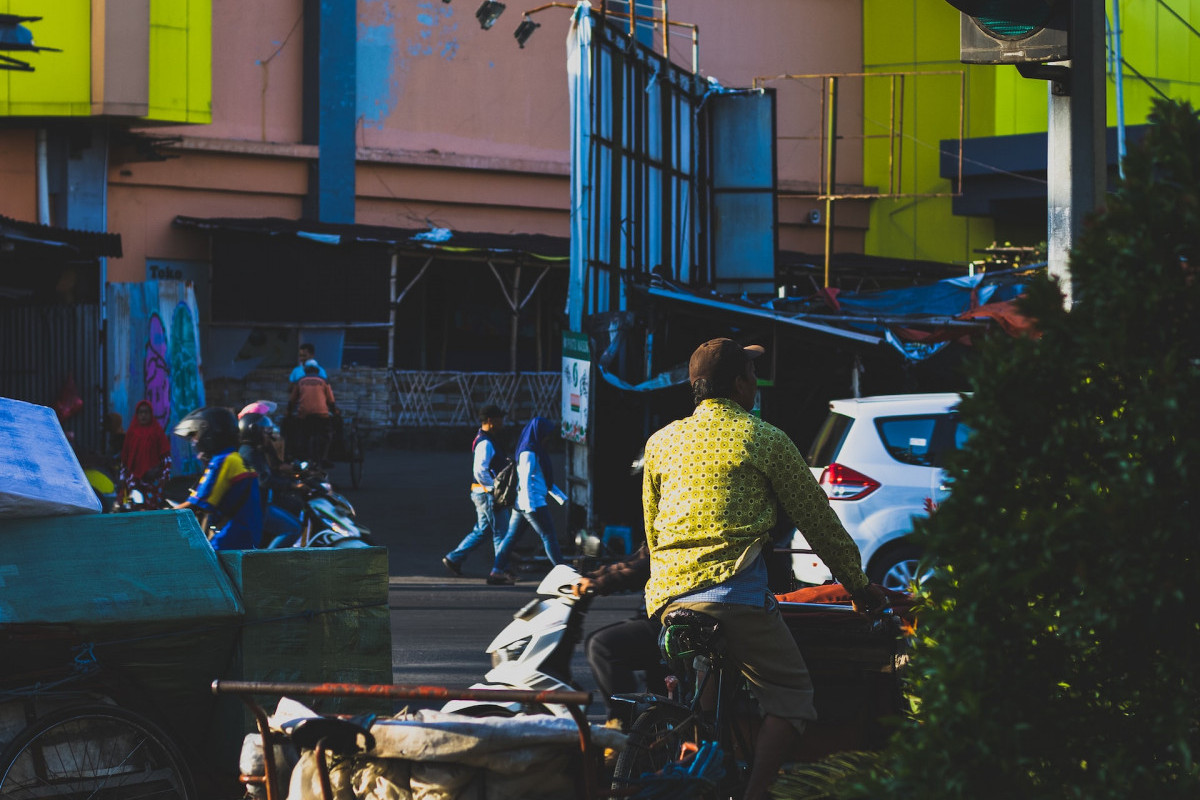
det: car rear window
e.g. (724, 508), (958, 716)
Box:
(807, 412), (853, 468)
(876, 414), (969, 467)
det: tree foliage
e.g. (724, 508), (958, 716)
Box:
(849, 99), (1200, 798)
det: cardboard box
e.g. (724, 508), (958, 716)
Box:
(213, 547), (393, 772)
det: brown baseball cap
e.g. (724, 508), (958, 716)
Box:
(688, 338), (765, 384)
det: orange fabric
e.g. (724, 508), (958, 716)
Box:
(959, 297), (1041, 339)
(776, 583), (917, 634)
(290, 375), (335, 417)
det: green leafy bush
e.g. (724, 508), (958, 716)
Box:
(849, 99), (1200, 799)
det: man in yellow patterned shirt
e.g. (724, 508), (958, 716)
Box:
(642, 338), (885, 800)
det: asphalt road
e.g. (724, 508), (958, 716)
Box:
(331, 446), (643, 720)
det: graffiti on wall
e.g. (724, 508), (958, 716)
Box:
(144, 314), (170, 429)
(108, 281), (206, 476)
(169, 303), (203, 425)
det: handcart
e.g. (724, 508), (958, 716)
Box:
(0, 624), (197, 799)
(213, 680), (607, 800)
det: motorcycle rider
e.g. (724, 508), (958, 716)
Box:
(237, 407), (302, 547)
(172, 406), (263, 550)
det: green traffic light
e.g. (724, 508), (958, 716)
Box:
(976, 16), (1043, 38)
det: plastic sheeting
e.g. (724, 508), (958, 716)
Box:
(0, 396), (101, 517)
(271, 702), (626, 800)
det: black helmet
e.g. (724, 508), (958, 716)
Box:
(173, 406), (239, 459)
(238, 412), (279, 447)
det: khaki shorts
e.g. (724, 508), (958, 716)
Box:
(661, 596), (815, 735)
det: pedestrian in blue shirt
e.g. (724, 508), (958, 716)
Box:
(289, 343), (328, 383)
(442, 405), (510, 579)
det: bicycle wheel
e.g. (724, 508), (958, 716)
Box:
(348, 425), (364, 489)
(611, 703), (713, 794)
(0, 704), (195, 799)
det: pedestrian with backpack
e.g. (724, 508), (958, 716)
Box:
(442, 405), (511, 579)
(489, 416), (568, 584)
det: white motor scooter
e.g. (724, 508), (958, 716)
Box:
(442, 564), (592, 719)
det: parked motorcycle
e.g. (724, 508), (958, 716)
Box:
(265, 462), (373, 549)
(441, 564), (592, 719)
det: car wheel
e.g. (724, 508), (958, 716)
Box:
(867, 544), (926, 591)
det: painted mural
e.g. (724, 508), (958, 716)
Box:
(107, 281), (206, 476)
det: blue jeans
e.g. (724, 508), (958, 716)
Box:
(493, 505), (565, 572)
(445, 491), (504, 565)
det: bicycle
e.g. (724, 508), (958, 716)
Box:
(610, 596), (906, 799)
(0, 625), (199, 799)
(0, 703), (196, 799)
(610, 607), (755, 799)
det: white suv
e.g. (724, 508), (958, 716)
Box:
(790, 392), (969, 591)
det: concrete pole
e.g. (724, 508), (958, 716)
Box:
(1046, 0), (1106, 309)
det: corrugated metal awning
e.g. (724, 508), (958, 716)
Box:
(634, 281), (887, 346)
(0, 215), (122, 259)
(173, 216), (570, 261)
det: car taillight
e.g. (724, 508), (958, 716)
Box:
(820, 463), (881, 500)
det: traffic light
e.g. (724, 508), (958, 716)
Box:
(947, 1), (1069, 64)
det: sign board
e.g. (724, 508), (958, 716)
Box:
(561, 331), (590, 444)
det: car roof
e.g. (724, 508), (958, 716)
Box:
(828, 392), (964, 417)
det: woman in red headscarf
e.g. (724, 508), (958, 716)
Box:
(117, 400), (172, 510)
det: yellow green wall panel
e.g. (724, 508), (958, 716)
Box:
(147, 0), (211, 124)
(863, 0), (1200, 265)
(0, 0), (209, 122)
(0, 0), (92, 116)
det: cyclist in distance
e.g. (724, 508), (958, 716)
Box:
(641, 338), (887, 800)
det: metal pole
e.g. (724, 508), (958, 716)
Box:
(1112, 0), (1126, 179)
(1046, 0), (1105, 309)
(387, 250), (397, 370)
(510, 264), (522, 372)
(823, 76), (838, 288)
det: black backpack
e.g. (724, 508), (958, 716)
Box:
(492, 459), (518, 508)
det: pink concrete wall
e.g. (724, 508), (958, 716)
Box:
(200, 0), (305, 143)
(118, 0), (866, 274)
(107, 152), (308, 281)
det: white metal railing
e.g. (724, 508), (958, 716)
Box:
(390, 371), (561, 427)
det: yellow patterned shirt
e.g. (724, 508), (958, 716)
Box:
(642, 398), (868, 616)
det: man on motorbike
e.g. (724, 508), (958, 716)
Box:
(641, 338), (886, 800)
(288, 360), (337, 466)
(237, 406), (302, 547)
(172, 406), (263, 550)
